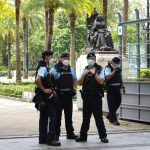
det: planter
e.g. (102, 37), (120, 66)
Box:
(120, 81), (150, 123)
(22, 91), (35, 102)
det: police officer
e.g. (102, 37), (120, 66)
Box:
(104, 57), (125, 125)
(35, 50), (61, 146)
(76, 51), (108, 143)
(50, 52), (77, 141)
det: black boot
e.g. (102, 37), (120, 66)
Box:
(101, 137), (109, 143)
(39, 138), (47, 144)
(67, 133), (78, 140)
(75, 136), (87, 142)
(55, 136), (59, 141)
(47, 140), (61, 146)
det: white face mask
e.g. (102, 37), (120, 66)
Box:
(49, 58), (54, 64)
(62, 60), (69, 66)
(112, 63), (121, 69)
(87, 59), (95, 67)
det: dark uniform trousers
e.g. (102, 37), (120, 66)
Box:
(107, 86), (122, 122)
(80, 94), (107, 139)
(39, 101), (56, 142)
(56, 92), (74, 137)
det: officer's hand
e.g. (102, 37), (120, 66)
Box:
(90, 67), (96, 74)
(44, 89), (53, 94)
(120, 87), (125, 93)
(73, 87), (77, 93)
(113, 68), (117, 72)
(82, 69), (89, 76)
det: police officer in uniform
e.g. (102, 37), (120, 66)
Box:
(35, 50), (61, 146)
(105, 57), (125, 125)
(50, 52), (77, 141)
(76, 51), (108, 143)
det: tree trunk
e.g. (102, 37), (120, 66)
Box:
(48, 8), (54, 50)
(44, 10), (49, 51)
(2, 36), (8, 66)
(15, 0), (21, 82)
(103, 0), (108, 27)
(7, 32), (12, 79)
(69, 13), (76, 70)
(122, 0), (128, 57)
(23, 17), (28, 79)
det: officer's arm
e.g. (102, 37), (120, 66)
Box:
(94, 74), (104, 85)
(73, 80), (77, 88)
(35, 75), (53, 94)
(78, 74), (86, 85)
(106, 67), (116, 80)
(106, 70), (116, 80)
(78, 69), (89, 85)
(35, 75), (45, 92)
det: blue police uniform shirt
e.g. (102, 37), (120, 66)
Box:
(98, 69), (105, 80)
(104, 66), (121, 86)
(50, 66), (77, 80)
(37, 66), (48, 77)
(50, 66), (77, 91)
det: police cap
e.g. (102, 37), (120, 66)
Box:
(112, 57), (120, 63)
(42, 50), (53, 58)
(87, 51), (96, 59)
(60, 52), (70, 58)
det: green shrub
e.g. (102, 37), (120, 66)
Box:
(0, 66), (8, 71)
(0, 82), (35, 98)
(140, 69), (150, 79)
(0, 71), (8, 77)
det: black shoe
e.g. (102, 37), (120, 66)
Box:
(47, 140), (61, 146)
(75, 136), (87, 142)
(39, 139), (47, 144)
(55, 136), (59, 141)
(112, 121), (120, 125)
(67, 134), (78, 140)
(101, 137), (109, 143)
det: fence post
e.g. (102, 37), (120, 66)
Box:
(135, 9), (140, 80)
(147, 0), (150, 68)
(118, 12), (123, 65)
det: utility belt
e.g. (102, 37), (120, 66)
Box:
(80, 90), (104, 99)
(107, 84), (121, 89)
(56, 89), (76, 97)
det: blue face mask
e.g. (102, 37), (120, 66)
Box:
(87, 59), (95, 67)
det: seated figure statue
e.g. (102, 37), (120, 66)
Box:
(88, 15), (114, 51)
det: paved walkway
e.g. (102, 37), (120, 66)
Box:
(1, 132), (150, 150)
(0, 97), (150, 138)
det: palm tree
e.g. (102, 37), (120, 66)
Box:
(0, 0), (15, 19)
(0, 16), (15, 79)
(31, 0), (63, 51)
(122, 0), (128, 57)
(0, 0), (15, 66)
(15, 0), (21, 82)
(63, 0), (93, 69)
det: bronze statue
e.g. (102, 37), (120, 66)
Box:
(87, 11), (114, 51)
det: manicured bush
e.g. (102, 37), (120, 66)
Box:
(140, 69), (150, 79)
(0, 82), (35, 98)
(0, 66), (8, 71)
